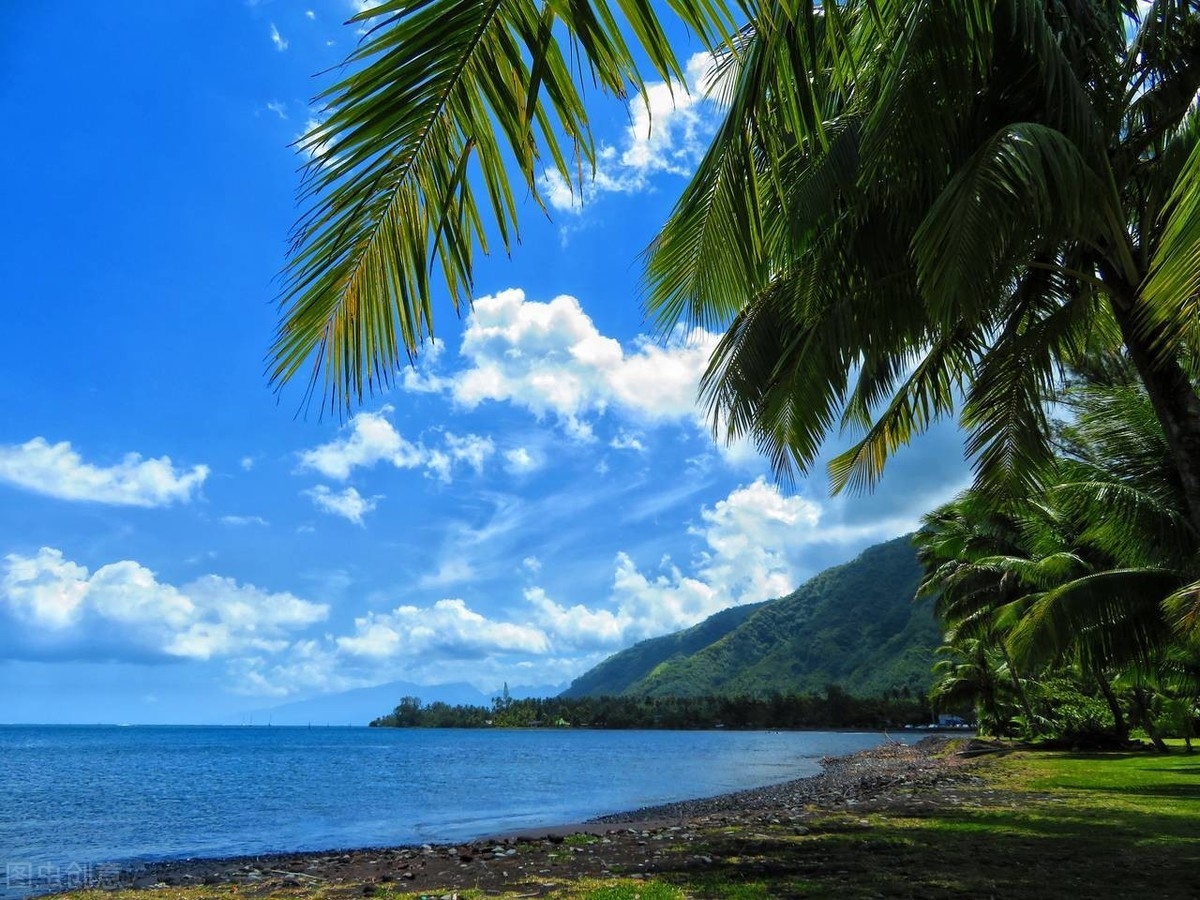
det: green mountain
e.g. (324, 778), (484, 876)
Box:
(562, 600), (770, 697)
(562, 535), (938, 699)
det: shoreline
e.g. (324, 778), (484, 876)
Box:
(78, 735), (979, 895)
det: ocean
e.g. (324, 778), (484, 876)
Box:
(0, 725), (918, 898)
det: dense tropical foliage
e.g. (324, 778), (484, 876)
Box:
(918, 366), (1200, 746)
(369, 687), (931, 729)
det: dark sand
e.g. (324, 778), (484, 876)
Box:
(101, 735), (985, 896)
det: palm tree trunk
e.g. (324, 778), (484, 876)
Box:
(998, 643), (1036, 734)
(1091, 664), (1127, 742)
(1131, 686), (1169, 752)
(1113, 305), (1200, 532)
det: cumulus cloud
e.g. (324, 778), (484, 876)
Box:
(269, 23), (288, 51)
(0, 438), (208, 507)
(298, 409), (494, 484)
(539, 51), (722, 212)
(400, 288), (768, 465)
(337, 599), (550, 659)
(438, 289), (718, 435)
(0, 548), (327, 662)
(305, 485), (379, 525)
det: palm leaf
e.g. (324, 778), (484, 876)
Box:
(272, 0), (737, 411)
(1007, 568), (1178, 670)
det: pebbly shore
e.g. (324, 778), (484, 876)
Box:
(84, 735), (986, 897)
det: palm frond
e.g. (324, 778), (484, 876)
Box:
(1007, 568), (1178, 670)
(273, 0), (737, 411)
(1141, 135), (1200, 358)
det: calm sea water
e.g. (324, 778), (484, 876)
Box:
(0, 726), (918, 898)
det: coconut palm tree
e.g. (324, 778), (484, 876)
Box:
(643, 0), (1200, 521)
(920, 365), (1200, 741)
(273, 1), (1200, 527)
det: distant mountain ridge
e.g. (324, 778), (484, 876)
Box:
(562, 535), (937, 699)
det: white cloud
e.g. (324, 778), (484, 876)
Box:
(269, 23), (288, 51)
(401, 288), (768, 465)
(503, 447), (540, 474)
(0, 438), (208, 507)
(240, 456), (256, 471)
(298, 116), (334, 163)
(299, 408), (422, 479)
(265, 101), (287, 119)
(417, 558), (475, 590)
(428, 433), (494, 483)
(220, 515), (268, 527)
(305, 9), (316, 19)
(337, 598), (550, 659)
(441, 289), (719, 435)
(539, 51), (722, 212)
(215, 473), (928, 697)
(0, 548), (327, 661)
(242, 481), (821, 678)
(514, 478), (878, 651)
(299, 409), (493, 484)
(610, 431), (645, 452)
(622, 52), (719, 177)
(305, 485), (379, 526)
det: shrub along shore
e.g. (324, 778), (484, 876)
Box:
(60, 736), (1200, 899)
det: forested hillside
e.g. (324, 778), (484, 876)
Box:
(563, 536), (937, 699)
(560, 600), (769, 697)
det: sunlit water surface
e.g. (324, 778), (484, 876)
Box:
(1, 725), (921, 898)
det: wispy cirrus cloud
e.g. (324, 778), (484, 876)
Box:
(232, 477), (923, 695)
(0, 438), (208, 507)
(304, 485), (379, 526)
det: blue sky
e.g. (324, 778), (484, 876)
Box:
(0, 1), (969, 724)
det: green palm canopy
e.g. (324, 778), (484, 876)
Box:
(273, 0), (1200, 527)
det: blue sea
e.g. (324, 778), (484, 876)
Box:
(0, 726), (918, 898)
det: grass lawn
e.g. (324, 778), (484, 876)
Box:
(60, 746), (1200, 899)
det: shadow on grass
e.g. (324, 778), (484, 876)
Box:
(631, 802), (1200, 899)
(1084, 783), (1200, 800)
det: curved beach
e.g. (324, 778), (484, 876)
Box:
(107, 736), (980, 895)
